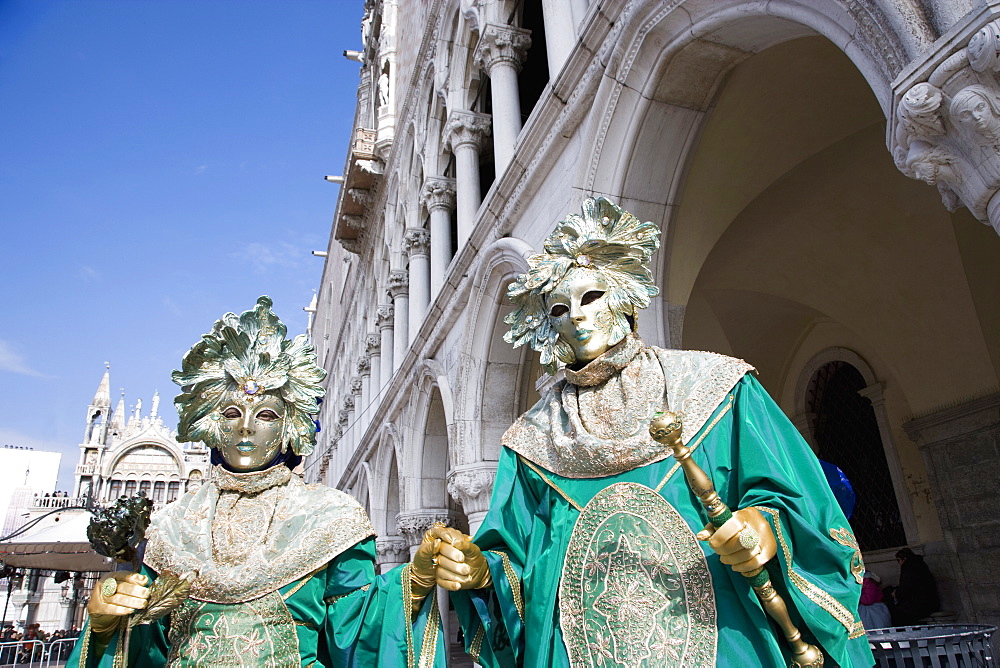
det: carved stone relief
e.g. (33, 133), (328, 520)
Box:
(893, 17), (1000, 234)
(421, 177), (457, 212)
(446, 466), (496, 516)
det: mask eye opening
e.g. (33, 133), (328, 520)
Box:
(550, 304), (569, 317)
(581, 290), (605, 306)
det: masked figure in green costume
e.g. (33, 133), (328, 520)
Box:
(68, 297), (444, 668)
(426, 198), (874, 666)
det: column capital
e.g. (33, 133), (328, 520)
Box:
(338, 409), (351, 426)
(375, 303), (396, 328)
(403, 227), (431, 258)
(447, 466), (497, 517)
(388, 270), (409, 298)
(366, 333), (382, 353)
(421, 176), (457, 212)
(350, 376), (363, 395)
(891, 13), (1000, 235)
(375, 537), (408, 565)
(446, 110), (492, 151)
(356, 355), (371, 376)
(474, 23), (531, 73)
(395, 509), (461, 547)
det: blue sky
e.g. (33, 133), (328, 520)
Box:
(0, 0), (362, 489)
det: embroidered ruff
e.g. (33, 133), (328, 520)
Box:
(145, 468), (375, 604)
(501, 341), (753, 478)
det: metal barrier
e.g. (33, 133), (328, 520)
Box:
(868, 624), (997, 667)
(0, 638), (77, 667)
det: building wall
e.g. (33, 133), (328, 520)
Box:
(305, 0), (1000, 636)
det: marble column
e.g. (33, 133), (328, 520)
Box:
(365, 333), (382, 406)
(447, 465), (497, 535)
(388, 271), (408, 371)
(446, 110), (491, 248)
(404, 228), (431, 344)
(351, 377), (363, 435)
(474, 23), (531, 176)
(421, 176), (457, 296)
(541, 0), (575, 77)
(376, 304), (395, 385)
(357, 356), (371, 431)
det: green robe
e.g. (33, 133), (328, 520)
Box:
(453, 366), (874, 667)
(67, 462), (444, 668)
(67, 539), (441, 667)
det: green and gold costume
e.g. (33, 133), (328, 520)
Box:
(452, 335), (874, 667)
(68, 465), (443, 667)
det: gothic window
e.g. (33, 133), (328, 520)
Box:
(139, 480), (151, 498)
(806, 361), (906, 551)
(109, 480), (122, 499)
(124, 480), (137, 497)
(153, 481), (165, 503)
(167, 481), (180, 503)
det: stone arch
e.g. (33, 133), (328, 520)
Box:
(106, 442), (183, 479)
(451, 237), (535, 465)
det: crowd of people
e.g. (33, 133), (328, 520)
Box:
(0, 623), (81, 663)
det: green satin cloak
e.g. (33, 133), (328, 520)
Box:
(66, 537), (444, 667)
(453, 375), (875, 667)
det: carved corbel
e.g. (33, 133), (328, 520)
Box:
(892, 15), (1000, 234)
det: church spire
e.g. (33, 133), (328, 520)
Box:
(110, 391), (126, 433)
(91, 363), (111, 408)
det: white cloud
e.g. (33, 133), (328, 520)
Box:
(162, 296), (183, 317)
(234, 241), (306, 274)
(195, 164), (208, 174)
(0, 340), (44, 377)
(79, 265), (101, 281)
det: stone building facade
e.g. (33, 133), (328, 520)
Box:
(303, 0), (1000, 638)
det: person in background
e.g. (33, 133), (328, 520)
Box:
(859, 571), (891, 630)
(888, 547), (940, 626)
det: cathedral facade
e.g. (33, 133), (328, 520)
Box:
(302, 0), (1000, 634)
(74, 368), (211, 507)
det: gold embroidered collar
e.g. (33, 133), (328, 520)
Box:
(213, 464), (291, 494)
(144, 470), (375, 604)
(502, 343), (754, 478)
(563, 333), (643, 387)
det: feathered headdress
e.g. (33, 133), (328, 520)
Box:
(172, 296), (326, 456)
(504, 197), (661, 373)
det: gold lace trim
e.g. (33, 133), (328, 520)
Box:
(402, 564), (415, 668)
(486, 550), (524, 622)
(419, 593), (441, 668)
(755, 507), (867, 639)
(214, 464), (291, 494)
(469, 626), (485, 663)
(282, 566), (324, 601)
(324, 583), (370, 605)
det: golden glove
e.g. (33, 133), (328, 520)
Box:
(433, 527), (492, 591)
(87, 572), (150, 637)
(696, 507), (777, 573)
(410, 525), (443, 602)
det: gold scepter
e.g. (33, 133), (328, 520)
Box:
(650, 410), (824, 668)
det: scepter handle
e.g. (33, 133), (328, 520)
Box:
(650, 411), (825, 668)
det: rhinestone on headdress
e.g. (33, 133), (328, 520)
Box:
(576, 254), (592, 266)
(243, 380), (261, 395)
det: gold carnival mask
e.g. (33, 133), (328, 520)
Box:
(172, 296), (325, 464)
(505, 197), (661, 372)
(215, 391), (286, 471)
(546, 268), (622, 365)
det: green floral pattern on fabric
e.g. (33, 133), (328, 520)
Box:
(559, 482), (716, 667)
(166, 592), (299, 667)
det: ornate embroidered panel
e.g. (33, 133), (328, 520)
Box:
(559, 483), (717, 667)
(166, 591), (299, 667)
